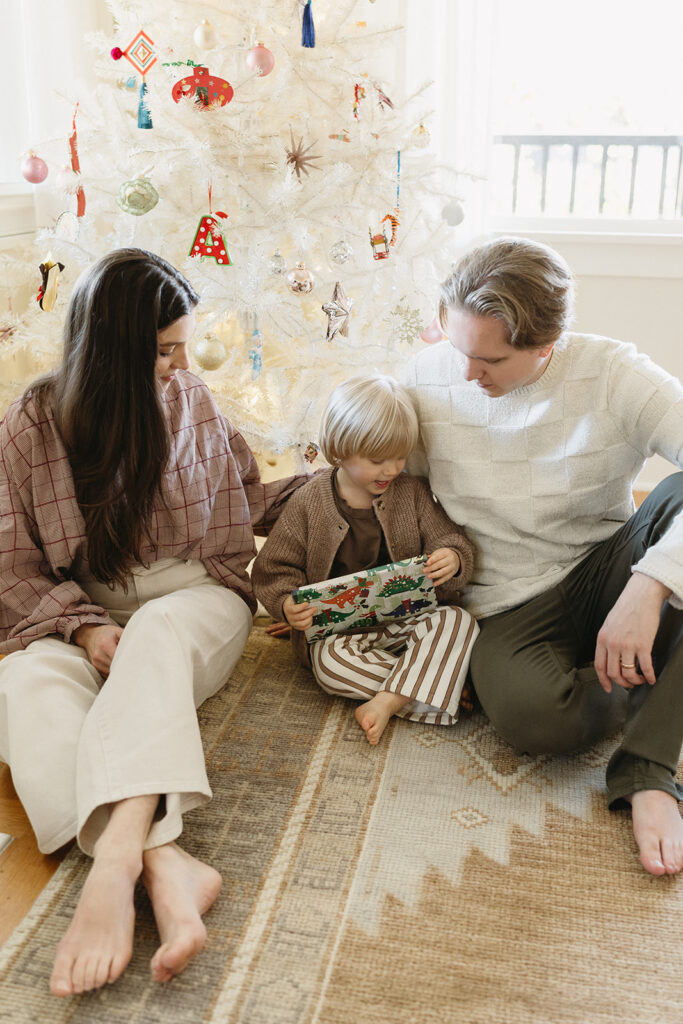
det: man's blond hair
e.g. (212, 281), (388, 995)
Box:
(438, 236), (574, 349)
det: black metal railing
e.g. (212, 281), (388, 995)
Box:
(493, 134), (683, 217)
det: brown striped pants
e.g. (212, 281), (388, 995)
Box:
(309, 606), (479, 725)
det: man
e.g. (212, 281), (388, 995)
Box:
(403, 236), (683, 875)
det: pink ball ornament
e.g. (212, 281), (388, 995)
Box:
(419, 316), (446, 345)
(21, 153), (48, 184)
(111, 47), (123, 60)
(246, 42), (275, 77)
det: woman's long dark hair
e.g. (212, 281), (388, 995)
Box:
(26, 248), (199, 586)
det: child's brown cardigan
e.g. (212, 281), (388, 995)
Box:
(252, 469), (476, 667)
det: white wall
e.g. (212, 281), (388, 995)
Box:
(529, 235), (683, 491)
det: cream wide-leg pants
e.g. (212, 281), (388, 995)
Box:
(0, 558), (252, 855)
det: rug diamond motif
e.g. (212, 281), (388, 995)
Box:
(453, 717), (553, 794)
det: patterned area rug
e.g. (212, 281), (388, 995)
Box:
(0, 624), (681, 1023)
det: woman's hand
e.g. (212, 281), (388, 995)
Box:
(425, 548), (461, 586)
(265, 619), (291, 639)
(282, 594), (314, 631)
(594, 572), (671, 692)
(72, 623), (124, 678)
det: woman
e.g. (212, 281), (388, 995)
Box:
(0, 249), (304, 995)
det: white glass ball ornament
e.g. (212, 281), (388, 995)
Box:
(194, 20), (217, 50)
(410, 124), (430, 149)
(54, 211), (80, 242)
(193, 334), (228, 370)
(442, 199), (465, 226)
(268, 249), (286, 275)
(329, 240), (353, 265)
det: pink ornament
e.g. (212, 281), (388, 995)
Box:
(111, 47), (123, 60)
(245, 42), (275, 77)
(21, 153), (48, 184)
(419, 316), (446, 345)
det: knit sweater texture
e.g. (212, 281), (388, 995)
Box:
(252, 469), (475, 667)
(402, 332), (683, 620)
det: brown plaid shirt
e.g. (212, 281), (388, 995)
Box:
(0, 372), (304, 652)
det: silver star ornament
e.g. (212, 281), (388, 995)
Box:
(322, 281), (353, 342)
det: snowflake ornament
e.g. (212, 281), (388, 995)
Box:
(384, 303), (423, 345)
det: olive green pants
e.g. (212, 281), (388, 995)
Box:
(470, 472), (683, 808)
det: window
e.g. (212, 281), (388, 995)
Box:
(0, 1), (112, 247)
(489, 0), (683, 231)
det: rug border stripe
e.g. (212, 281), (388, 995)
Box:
(207, 700), (346, 1024)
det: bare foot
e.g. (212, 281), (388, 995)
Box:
(49, 854), (139, 996)
(142, 842), (222, 983)
(630, 790), (683, 875)
(354, 690), (411, 746)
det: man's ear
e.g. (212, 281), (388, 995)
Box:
(537, 342), (555, 358)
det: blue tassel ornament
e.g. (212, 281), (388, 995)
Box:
(302, 1), (315, 48)
(138, 80), (153, 129)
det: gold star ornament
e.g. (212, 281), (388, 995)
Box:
(285, 127), (322, 180)
(322, 281), (353, 342)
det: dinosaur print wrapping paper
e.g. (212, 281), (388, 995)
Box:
(293, 555), (438, 643)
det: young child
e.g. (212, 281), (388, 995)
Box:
(252, 374), (479, 745)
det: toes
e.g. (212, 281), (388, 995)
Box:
(50, 948), (75, 997)
(151, 949), (173, 983)
(661, 839), (683, 875)
(49, 973), (73, 998)
(151, 930), (206, 983)
(109, 950), (131, 985)
(641, 856), (666, 876)
(81, 957), (99, 992)
(638, 838), (666, 876)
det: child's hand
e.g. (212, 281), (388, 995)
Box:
(283, 594), (314, 631)
(425, 548), (461, 586)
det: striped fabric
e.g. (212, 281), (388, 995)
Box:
(310, 606), (479, 724)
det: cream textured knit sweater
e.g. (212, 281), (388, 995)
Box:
(403, 333), (683, 620)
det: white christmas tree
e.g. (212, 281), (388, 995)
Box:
(1, 0), (472, 467)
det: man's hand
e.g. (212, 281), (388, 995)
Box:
(283, 594), (314, 631)
(594, 572), (671, 693)
(425, 548), (461, 586)
(72, 623), (124, 679)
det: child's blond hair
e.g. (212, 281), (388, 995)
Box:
(319, 374), (418, 465)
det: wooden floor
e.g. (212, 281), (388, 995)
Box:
(0, 489), (652, 947)
(0, 763), (70, 946)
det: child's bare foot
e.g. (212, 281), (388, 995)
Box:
(142, 842), (222, 983)
(630, 790), (683, 875)
(354, 690), (411, 746)
(49, 854), (139, 996)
